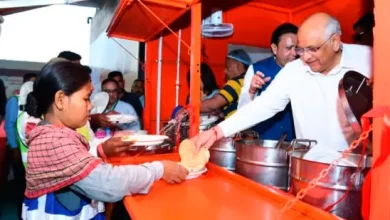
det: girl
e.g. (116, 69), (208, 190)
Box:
(22, 61), (188, 219)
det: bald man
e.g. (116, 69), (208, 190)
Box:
(191, 13), (372, 153)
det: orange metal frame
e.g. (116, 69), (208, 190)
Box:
(106, 0), (193, 42)
(189, 2), (201, 137)
(106, 0), (389, 218)
(371, 0), (390, 219)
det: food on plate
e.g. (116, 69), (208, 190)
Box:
(179, 139), (210, 172)
(121, 135), (137, 142)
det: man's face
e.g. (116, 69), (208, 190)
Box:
(113, 76), (125, 90)
(131, 81), (144, 96)
(102, 82), (119, 105)
(297, 29), (342, 73)
(224, 58), (241, 80)
(272, 33), (298, 67)
(354, 25), (373, 46)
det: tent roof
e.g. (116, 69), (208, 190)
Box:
(106, 0), (314, 42)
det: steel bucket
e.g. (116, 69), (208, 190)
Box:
(209, 137), (236, 172)
(289, 149), (371, 220)
(209, 130), (260, 172)
(235, 139), (316, 191)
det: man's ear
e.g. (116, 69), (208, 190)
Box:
(331, 35), (342, 52)
(271, 43), (278, 56)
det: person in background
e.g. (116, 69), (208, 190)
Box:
(22, 73), (37, 83)
(0, 80), (6, 212)
(171, 63), (219, 119)
(200, 49), (251, 119)
(0, 16), (5, 218)
(108, 71), (143, 122)
(3, 77), (27, 219)
(131, 79), (145, 108)
(15, 81), (35, 167)
(102, 78), (140, 131)
(186, 63), (219, 104)
(4, 72), (38, 217)
(0, 80), (6, 122)
(22, 61), (188, 219)
(57, 51), (82, 64)
(353, 12), (374, 46)
(12, 73), (37, 96)
(0, 15), (3, 219)
(238, 23), (298, 141)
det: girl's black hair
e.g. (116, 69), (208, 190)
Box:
(26, 61), (91, 118)
(186, 63), (219, 96)
(0, 79), (6, 121)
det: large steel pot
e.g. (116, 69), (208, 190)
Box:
(209, 130), (260, 172)
(289, 149), (371, 220)
(209, 137), (236, 172)
(235, 139), (316, 191)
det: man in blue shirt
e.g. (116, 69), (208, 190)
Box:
(108, 71), (143, 125)
(102, 78), (140, 131)
(5, 73), (36, 151)
(238, 23), (298, 141)
(4, 72), (36, 219)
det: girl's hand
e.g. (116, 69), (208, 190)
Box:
(101, 137), (135, 157)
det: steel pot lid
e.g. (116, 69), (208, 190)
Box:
(338, 71), (373, 135)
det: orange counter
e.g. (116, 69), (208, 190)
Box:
(109, 153), (339, 220)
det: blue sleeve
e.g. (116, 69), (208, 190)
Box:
(5, 97), (19, 149)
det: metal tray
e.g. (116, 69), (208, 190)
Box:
(127, 140), (174, 155)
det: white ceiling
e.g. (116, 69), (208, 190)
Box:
(0, 0), (100, 16)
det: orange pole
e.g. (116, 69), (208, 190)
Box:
(189, 2), (201, 137)
(371, 0), (390, 219)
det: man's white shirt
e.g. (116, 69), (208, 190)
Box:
(219, 44), (372, 150)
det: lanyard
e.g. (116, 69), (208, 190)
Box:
(105, 101), (118, 113)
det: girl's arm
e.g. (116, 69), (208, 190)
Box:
(70, 161), (163, 203)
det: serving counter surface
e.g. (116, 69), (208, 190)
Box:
(109, 153), (338, 220)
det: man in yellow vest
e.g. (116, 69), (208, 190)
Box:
(16, 81), (38, 168)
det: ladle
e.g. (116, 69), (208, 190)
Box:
(275, 132), (288, 149)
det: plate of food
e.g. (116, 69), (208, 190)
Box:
(107, 114), (137, 124)
(122, 135), (168, 146)
(178, 139), (210, 179)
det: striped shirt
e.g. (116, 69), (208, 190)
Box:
(218, 73), (245, 118)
